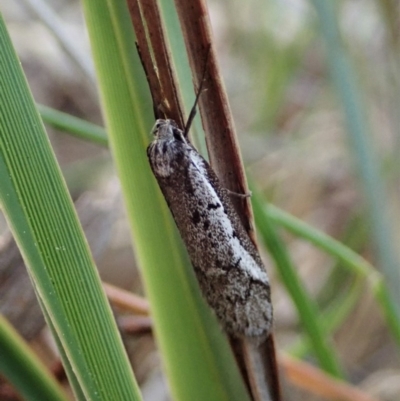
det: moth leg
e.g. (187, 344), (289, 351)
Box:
(226, 189), (252, 199)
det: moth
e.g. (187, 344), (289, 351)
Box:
(147, 118), (273, 340)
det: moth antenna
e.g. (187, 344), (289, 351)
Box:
(184, 45), (212, 136)
(136, 42), (168, 119)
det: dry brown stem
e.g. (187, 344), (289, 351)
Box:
(126, 0), (184, 126)
(126, 0), (281, 399)
(172, 1), (281, 400)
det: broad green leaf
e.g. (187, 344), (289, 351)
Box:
(0, 13), (141, 401)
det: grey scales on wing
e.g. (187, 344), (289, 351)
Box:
(147, 119), (272, 340)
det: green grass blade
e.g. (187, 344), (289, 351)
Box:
(267, 204), (374, 277)
(374, 280), (400, 345)
(310, 0), (400, 315)
(80, 1), (251, 400)
(289, 277), (363, 357)
(0, 315), (68, 401)
(40, 300), (87, 401)
(38, 104), (108, 146)
(251, 187), (343, 377)
(260, 199), (400, 346)
(0, 13), (141, 401)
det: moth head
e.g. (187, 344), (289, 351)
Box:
(148, 119), (187, 178)
(151, 119), (185, 142)
(151, 119), (164, 138)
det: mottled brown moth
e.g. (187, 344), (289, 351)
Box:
(147, 117), (273, 340)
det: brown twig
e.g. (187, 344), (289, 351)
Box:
(126, 0), (184, 125)
(172, 1), (281, 400)
(280, 353), (379, 401)
(103, 282), (150, 315)
(118, 315), (153, 335)
(127, 0), (165, 117)
(172, 0), (253, 231)
(139, 0), (184, 126)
